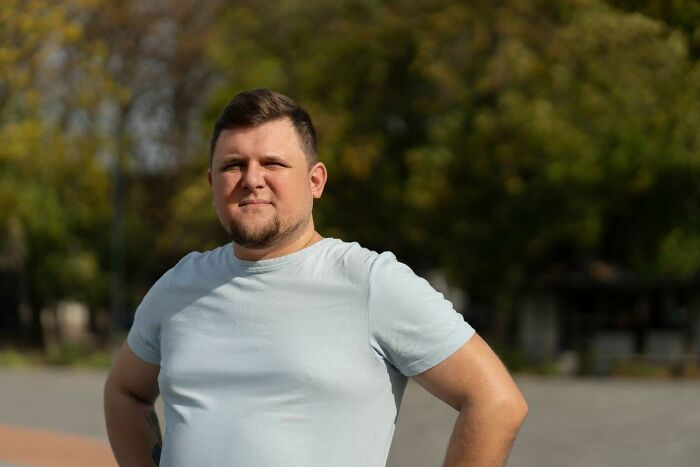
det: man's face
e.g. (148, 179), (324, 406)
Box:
(208, 118), (325, 250)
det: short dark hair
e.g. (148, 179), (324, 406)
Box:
(209, 89), (318, 166)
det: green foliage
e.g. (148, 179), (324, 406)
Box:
(657, 227), (700, 275)
(432, 0), (700, 298)
(606, 0), (700, 56)
(1, 0), (222, 342)
(4, 0), (700, 344)
(210, 0), (700, 308)
(611, 358), (673, 378)
(0, 349), (32, 368)
(0, 0), (112, 313)
(45, 342), (112, 368)
(0, 345), (111, 368)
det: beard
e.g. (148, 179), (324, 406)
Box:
(228, 210), (308, 249)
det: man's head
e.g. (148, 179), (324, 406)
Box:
(209, 89), (318, 168)
(208, 89), (327, 257)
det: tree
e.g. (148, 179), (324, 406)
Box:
(49, 0), (227, 335)
(0, 0), (226, 346)
(605, 0), (700, 57)
(0, 0), (112, 345)
(209, 0), (700, 340)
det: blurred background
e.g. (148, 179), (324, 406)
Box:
(1, 0), (700, 465)
(3, 0), (700, 376)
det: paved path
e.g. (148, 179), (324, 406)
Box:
(1, 368), (699, 466)
(0, 368), (118, 466)
(0, 424), (115, 467)
(389, 376), (700, 467)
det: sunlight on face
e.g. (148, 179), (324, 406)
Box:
(209, 118), (320, 251)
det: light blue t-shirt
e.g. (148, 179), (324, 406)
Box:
(128, 237), (474, 467)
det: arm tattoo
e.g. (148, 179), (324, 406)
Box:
(144, 409), (162, 465)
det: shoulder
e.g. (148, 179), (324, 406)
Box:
(319, 238), (398, 280)
(152, 244), (229, 291)
(132, 245), (230, 325)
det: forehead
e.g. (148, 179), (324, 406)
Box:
(213, 118), (305, 162)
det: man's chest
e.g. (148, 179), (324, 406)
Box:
(157, 290), (388, 407)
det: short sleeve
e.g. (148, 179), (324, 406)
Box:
(368, 252), (475, 376)
(127, 276), (168, 365)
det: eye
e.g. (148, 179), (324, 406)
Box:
(222, 162), (242, 170)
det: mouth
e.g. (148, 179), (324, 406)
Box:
(239, 199), (272, 207)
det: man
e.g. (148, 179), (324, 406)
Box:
(104, 89), (527, 467)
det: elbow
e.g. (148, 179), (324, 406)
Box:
(513, 394), (529, 426)
(483, 390), (528, 433)
(501, 391), (528, 431)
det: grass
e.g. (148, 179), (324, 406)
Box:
(0, 343), (113, 369)
(497, 345), (700, 378)
(0, 348), (35, 367)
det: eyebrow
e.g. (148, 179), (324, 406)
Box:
(217, 154), (291, 166)
(260, 155), (290, 165)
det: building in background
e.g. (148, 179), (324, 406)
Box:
(519, 261), (700, 375)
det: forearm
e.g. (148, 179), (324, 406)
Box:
(442, 400), (526, 467)
(104, 384), (162, 467)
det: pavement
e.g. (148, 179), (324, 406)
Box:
(0, 368), (118, 467)
(0, 424), (115, 467)
(391, 376), (700, 467)
(1, 368), (699, 466)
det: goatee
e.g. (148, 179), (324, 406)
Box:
(228, 213), (308, 249)
(229, 214), (283, 249)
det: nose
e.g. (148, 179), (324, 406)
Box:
(240, 162), (265, 190)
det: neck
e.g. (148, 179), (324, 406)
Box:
(232, 222), (323, 261)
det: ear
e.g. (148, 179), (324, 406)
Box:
(309, 162), (327, 199)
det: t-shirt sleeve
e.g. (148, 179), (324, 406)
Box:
(127, 275), (169, 365)
(368, 252), (475, 376)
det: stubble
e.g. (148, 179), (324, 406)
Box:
(228, 210), (309, 249)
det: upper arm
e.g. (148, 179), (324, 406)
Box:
(411, 333), (527, 413)
(368, 252), (476, 376)
(105, 341), (161, 404)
